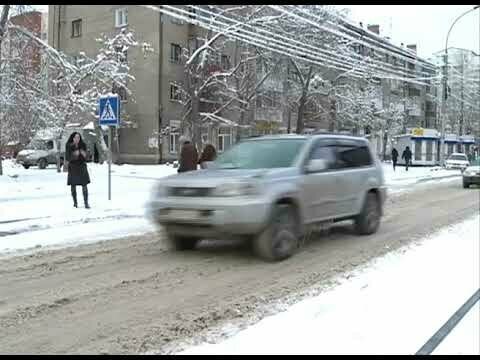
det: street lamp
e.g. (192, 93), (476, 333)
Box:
(440, 5), (480, 166)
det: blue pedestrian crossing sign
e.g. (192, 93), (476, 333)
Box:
(99, 94), (120, 127)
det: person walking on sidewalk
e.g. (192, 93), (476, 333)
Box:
(177, 136), (198, 173)
(402, 146), (413, 171)
(198, 143), (217, 169)
(391, 147), (399, 171)
(66, 132), (91, 208)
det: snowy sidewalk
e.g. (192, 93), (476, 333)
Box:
(178, 214), (480, 355)
(0, 161), (176, 256)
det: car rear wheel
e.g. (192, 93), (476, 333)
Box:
(22, 164), (30, 169)
(253, 204), (299, 262)
(38, 158), (48, 170)
(355, 192), (381, 235)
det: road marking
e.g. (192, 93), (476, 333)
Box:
(416, 288), (480, 355)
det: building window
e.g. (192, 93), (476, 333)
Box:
(170, 43), (182, 63)
(170, 83), (181, 102)
(188, 38), (201, 54)
(71, 19), (82, 38)
(115, 8), (128, 28)
(408, 87), (421, 97)
(221, 54), (230, 69)
(187, 5), (197, 19)
(218, 127), (232, 153)
(169, 131), (179, 154)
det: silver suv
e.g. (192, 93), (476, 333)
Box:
(148, 134), (387, 261)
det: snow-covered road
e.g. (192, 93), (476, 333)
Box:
(178, 214), (480, 355)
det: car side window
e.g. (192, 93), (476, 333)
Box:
(47, 141), (54, 150)
(309, 144), (336, 170)
(336, 144), (373, 169)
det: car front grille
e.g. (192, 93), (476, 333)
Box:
(168, 187), (212, 197)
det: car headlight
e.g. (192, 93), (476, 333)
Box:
(211, 182), (258, 197)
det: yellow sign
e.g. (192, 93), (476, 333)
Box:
(412, 128), (424, 136)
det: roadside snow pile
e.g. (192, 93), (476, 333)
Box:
(382, 163), (461, 194)
(178, 214), (480, 355)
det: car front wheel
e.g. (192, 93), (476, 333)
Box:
(463, 180), (470, 189)
(38, 158), (48, 169)
(253, 204), (299, 262)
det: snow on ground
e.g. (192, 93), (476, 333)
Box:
(0, 160), (176, 256)
(178, 214), (480, 355)
(381, 162), (462, 194)
(0, 160), (463, 257)
(432, 301), (480, 355)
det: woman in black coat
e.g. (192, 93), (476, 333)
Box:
(66, 132), (91, 208)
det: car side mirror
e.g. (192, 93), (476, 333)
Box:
(306, 159), (328, 173)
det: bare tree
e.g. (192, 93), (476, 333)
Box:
(0, 19), (153, 173)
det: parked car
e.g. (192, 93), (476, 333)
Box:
(16, 138), (62, 169)
(16, 128), (95, 170)
(462, 158), (480, 188)
(148, 134), (387, 262)
(445, 153), (469, 171)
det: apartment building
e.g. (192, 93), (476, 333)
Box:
(48, 5), (439, 163)
(431, 47), (480, 139)
(48, 5), (243, 164)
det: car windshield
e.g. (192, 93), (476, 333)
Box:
(26, 139), (47, 150)
(448, 155), (467, 161)
(215, 138), (306, 169)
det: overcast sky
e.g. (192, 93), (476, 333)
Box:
(339, 5), (479, 59)
(33, 5), (479, 59)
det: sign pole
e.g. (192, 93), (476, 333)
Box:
(108, 126), (112, 201)
(99, 94), (119, 202)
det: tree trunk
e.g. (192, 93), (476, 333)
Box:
(190, 90), (201, 151)
(382, 129), (388, 161)
(282, 57), (290, 134)
(296, 95), (306, 134)
(94, 123), (108, 164)
(114, 127), (121, 164)
(287, 108), (292, 134)
(329, 98), (336, 132)
(0, 5), (11, 176)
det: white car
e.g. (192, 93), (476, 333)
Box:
(462, 158), (480, 188)
(445, 153), (469, 171)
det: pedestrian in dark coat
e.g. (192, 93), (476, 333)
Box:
(402, 146), (413, 171)
(177, 137), (198, 173)
(391, 148), (399, 171)
(66, 132), (91, 208)
(198, 143), (217, 169)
